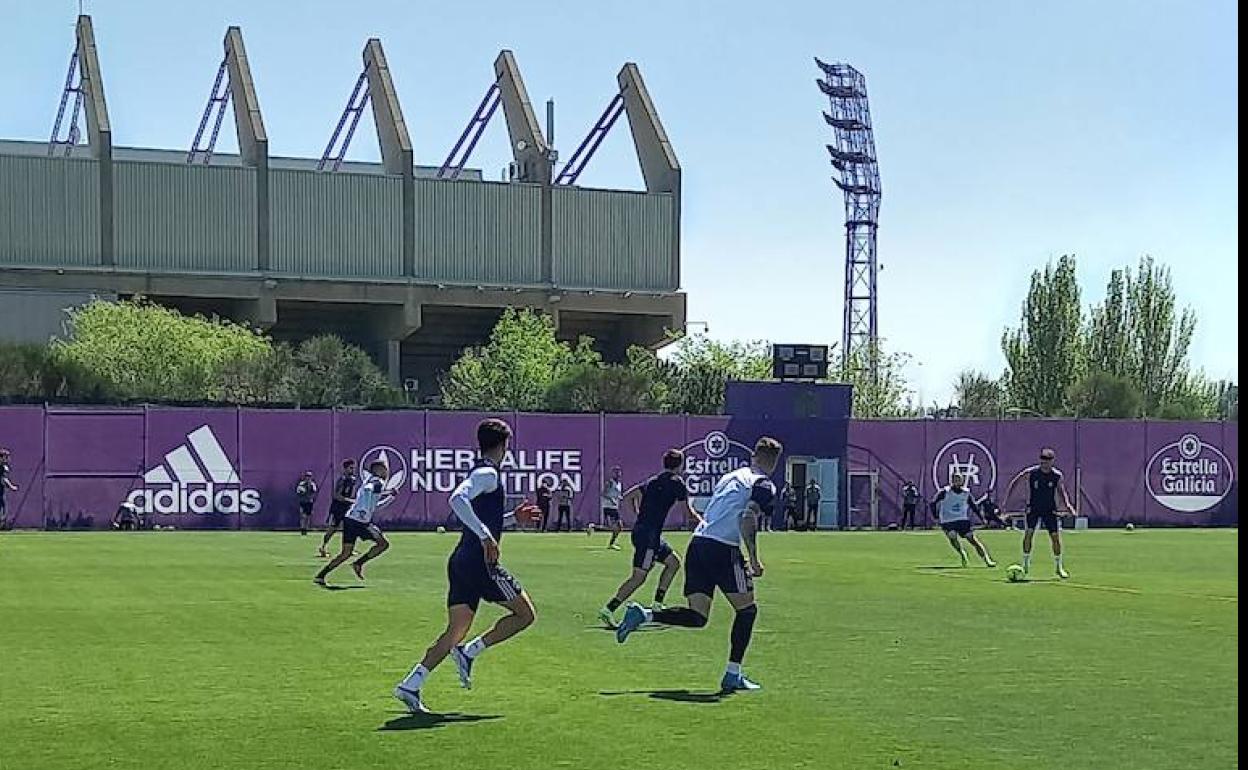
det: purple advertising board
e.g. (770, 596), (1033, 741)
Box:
(0, 406), (1236, 530)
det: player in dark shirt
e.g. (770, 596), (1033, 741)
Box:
(318, 459), (358, 557)
(393, 419), (538, 714)
(974, 490), (1009, 529)
(598, 449), (701, 628)
(900, 481), (919, 530)
(1004, 447), (1076, 578)
(0, 448), (16, 530)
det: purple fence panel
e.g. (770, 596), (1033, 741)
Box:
(334, 410), (427, 528)
(238, 409), (335, 530)
(43, 407), (145, 527)
(0, 406), (47, 528)
(1076, 420), (1148, 525)
(1141, 421), (1235, 526)
(995, 421), (1077, 515)
(514, 413), (601, 527)
(847, 421), (926, 527)
(603, 414), (687, 527)
(924, 419), (1000, 502)
(138, 407), (244, 529)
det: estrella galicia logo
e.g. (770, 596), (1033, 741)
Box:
(680, 431), (754, 498)
(1146, 434), (1234, 513)
(359, 445), (407, 508)
(931, 437), (997, 495)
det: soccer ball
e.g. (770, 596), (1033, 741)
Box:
(1125, 523), (1135, 532)
(436, 526), (446, 534)
(587, 523), (596, 536)
(1006, 564), (1026, 583)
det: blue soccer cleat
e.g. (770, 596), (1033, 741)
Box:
(616, 602), (648, 644)
(720, 672), (763, 693)
(451, 645), (474, 690)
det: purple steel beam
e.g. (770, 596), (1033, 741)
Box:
(318, 72), (369, 172)
(48, 50), (81, 156)
(554, 93), (624, 186)
(438, 82), (501, 180)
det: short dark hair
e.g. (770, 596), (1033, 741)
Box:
(368, 460), (387, 475)
(478, 418), (512, 453)
(662, 449), (684, 470)
(343, 458), (355, 468)
(754, 437), (783, 463)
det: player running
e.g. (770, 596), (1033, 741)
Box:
(932, 473), (996, 567)
(313, 460), (392, 586)
(1003, 447), (1076, 579)
(598, 449), (701, 627)
(602, 466), (624, 550)
(393, 419), (538, 714)
(318, 459), (358, 557)
(616, 437), (781, 694)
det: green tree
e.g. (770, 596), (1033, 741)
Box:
(663, 335), (772, 415)
(52, 299), (270, 402)
(219, 343), (297, 405)
(0, 341), (115, 402)
(953, 370), (1005, 418)
(1067, 372), (1144, 418)
(1123, 256), (1197, 416)
(1085, 268), (1131, 379)
(1002, 255), (1084, 415)
(839, 342), (914, 418)
(440, 308), (599, 411)
(289, 336), (403, 408)
(547, 363), (661, 413)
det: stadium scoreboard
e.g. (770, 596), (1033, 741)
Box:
(772, 344), (830, 381)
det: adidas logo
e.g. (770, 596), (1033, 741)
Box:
(127, 425), (262, 515)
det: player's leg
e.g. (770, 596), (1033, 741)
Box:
(965, 530), (995, 567)
(395, 603), (477, 711)
(602, 564), (650, 625)
(455, 568), (535, 686)
(299, 505), (310, 536)
(943, 527), (968, 566)
(351, 527), (389, 579)
(722, 588), (761, 691)
(652, 544), (680, 606)
(1047, 517), (1068, 578)
(318, 509), (341, 557)
(314, 536), (355, 584)
(607, 511), (622, 549)
(1022, 514), (1038, 573)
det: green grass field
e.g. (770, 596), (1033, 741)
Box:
(0, 528), (1237, 770)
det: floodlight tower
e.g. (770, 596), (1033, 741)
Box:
(815, 59), (882, 383)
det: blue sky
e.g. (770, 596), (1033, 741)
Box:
(1, 0), (1238, 403)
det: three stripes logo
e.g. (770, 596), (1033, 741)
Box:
(126, 425), (262, 515)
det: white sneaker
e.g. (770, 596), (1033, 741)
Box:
(393, 686), (428, 714)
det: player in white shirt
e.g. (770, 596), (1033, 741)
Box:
(601, 466), (624, 550)
(313, 459), (394, 586)
(931, 473), (995, 568)
(616, 437), (782, 693)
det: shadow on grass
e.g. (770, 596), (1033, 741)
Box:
(322, 584), (367, 591)
(598, 689), (731, 704)
(379, 712), (503, 731)
(583, 624), (664, 634)
(915, 565), (966, 571)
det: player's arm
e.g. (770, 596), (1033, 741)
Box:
(742, 480), (774, 576)
(622, 483), (644, 516)
(1057, 473), (1076, 515)
(1002, 470), (1027, 508)
(449, 468), (501, 562)
(681, 499), (703, 526)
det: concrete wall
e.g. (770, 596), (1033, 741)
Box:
(0, 288), (114, 343)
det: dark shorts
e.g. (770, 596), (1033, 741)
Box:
(941, 519), (973, 537)
(299, 501), (314, 516)
(631, 529), (674, 571)
(342, 517), (380, 545)
(603, 507), (620, 521)
(684, 536), (753, 597)
(327, 502), (349, 526)
(903, 503), (917, 515)
(1026, 511), (1061, 533)
(447, 551), (524, 612)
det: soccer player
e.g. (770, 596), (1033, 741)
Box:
(900, 480), (919, 530)
(313, 460), (392, 586)
(602, 466), (624, 550)
(0, 448), (16, 530)
(932, 474), (996, 567)
(393, 419), (537, 714)
(552, 479), (573, 532)
(598, 449), (701, 627)
(1003, 447), (1076, 579)
(295, 471), (318, 536)
(616, 437), (781, 693)
(975, 490), (1010, 529)
(318, 459), (358, 557)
